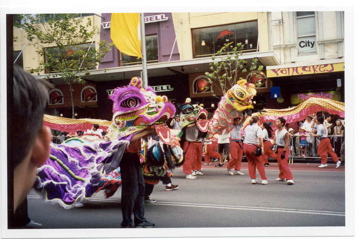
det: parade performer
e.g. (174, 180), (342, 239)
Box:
(273, 117), (294, 185)
(243, 116), (267, 185)
(310, 116), (341, 168)
(261, 122), (277, 166)
(226, 117), (245, 176)
(179, 99), (208, 179)
(35, 77), (179, 210)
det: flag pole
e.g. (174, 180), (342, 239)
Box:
(140, 13), (148, 88)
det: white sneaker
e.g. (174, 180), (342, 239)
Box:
(227, 169), (234, 175)
(251, 179), (257, 184)
(195, 170), (204, 176)
(318, 164), (328, 168)
(235, 170), (245, 176)
(261, 180), (268, 185)
(191, 171), (196, 176)
(275, 178), (286, 181)
(336, 161), (341, 168)
(286, 180), (294, 185)
(186, 174), (197, 180)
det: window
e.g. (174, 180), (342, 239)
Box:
(192, 21), (258, 58)
(81, 86), (97, 102)
(296, 11), (316, 54)
(44, 43), (96, 73)
(121, 35), (158, 65)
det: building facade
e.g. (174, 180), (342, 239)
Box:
(12, 11), (345, 120)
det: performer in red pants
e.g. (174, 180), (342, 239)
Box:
(243, 116), (267, 184)
(310, 116), (341, 168)
(203, 137), (220, 165)
(227, 117), (245, 175)
(261, 122), (277, 166)
(274, 117), (294, 185)
(182, 123), (204, 179)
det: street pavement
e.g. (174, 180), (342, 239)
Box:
(21, 161), (348, 237)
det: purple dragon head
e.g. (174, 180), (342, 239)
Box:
(109, 77), (176, 131)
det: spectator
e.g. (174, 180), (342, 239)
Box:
(86, 124), (103, 137)
(302, 115), (316, 157)
(9, 65), (51, 227)
(323, 114), (333, 136)
(333, 119), (344, 157)
(243, 116), (267, 185)
(295, 127), (309, 158)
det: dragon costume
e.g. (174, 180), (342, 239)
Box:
(35, 77), (182, 208)
(178, 79), (257, 140)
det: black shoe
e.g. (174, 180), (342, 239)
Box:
(215, 163), (223, 167)
(23, 220), (43, 229)
(121, 224), (134, 228)
(135, 221), (155, 228)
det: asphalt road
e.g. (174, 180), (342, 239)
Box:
(17, 162), (348, 237)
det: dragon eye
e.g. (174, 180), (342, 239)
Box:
(120, 97), (141, 108)
(237, 92), (246, 99)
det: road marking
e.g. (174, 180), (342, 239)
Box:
(27, 195), (344, 217)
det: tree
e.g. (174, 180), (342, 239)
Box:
(14, 14), (112, 118)
(205, 40), (264, 96)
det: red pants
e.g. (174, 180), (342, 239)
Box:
(183, 141), (203, 174)
(262, 140), (277, 164)
(243, 144), (267, 180)
(227, 141), (243, 171)
(318, 138), (339, 164)
(276, 148), (293, 180)
(204, 141), (220, 163)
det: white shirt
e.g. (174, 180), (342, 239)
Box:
(218, 129), (230, 144)
(316, 124), (327, 138)
(230, 123), (243, 140)
(243, 123), (263, 145)
(302, 120), (313, 132)
(275, 128), (288, 146)
(185, 125), (199, 142)
(86, 129), (102, 137)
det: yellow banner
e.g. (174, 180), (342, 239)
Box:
(110, 13), (142, 58)
(267, 63), (344, 78)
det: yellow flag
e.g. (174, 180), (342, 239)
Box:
(110, 13), (142, 58)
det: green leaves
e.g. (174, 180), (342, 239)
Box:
(15, 14), (112, 118)
(205, 41), (264, 96)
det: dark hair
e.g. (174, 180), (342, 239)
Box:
(10, 65), (50, 167)
(277, 117), (286, 126)
(316, 116), (324, 124)
(263, 122), (273, 138)
(93, 124), (99, 129)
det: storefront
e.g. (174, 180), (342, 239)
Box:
(266, 62), (345, 109)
